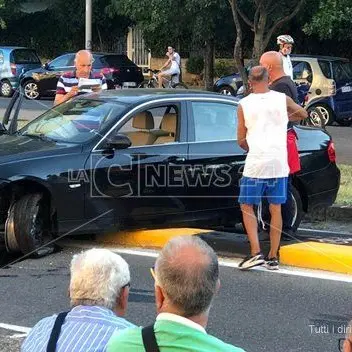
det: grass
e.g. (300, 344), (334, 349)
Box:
(336, 164), (352, 206)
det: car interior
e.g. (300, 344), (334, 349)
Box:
(119, 105), (179, 147)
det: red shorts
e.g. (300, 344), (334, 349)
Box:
(287, 129), (301, 174)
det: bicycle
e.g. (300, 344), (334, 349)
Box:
(138, 69), (188, 89)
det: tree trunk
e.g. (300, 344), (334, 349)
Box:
(204, 39), (214, 91)
(252, 11), (267, 64)
(229, 0), (248, 92)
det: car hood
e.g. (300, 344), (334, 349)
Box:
(0, 134), (82, 165)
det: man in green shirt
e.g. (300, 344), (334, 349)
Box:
(107, 236), (246, 352)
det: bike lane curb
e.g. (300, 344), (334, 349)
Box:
(280, 241), (352, 275)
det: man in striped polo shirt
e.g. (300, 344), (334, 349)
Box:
(54, 50), (107, 106)
(21, 248), (135, 352)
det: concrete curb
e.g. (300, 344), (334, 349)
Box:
(280, 241), (352, 275)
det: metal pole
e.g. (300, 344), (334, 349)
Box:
(85, 0), (92, 50)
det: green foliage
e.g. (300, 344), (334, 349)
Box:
(304, 0), (352, 40)
(214, 59), (235, 78)
(186, 56), (204, 75)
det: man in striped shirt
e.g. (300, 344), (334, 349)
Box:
(21, 248), (135, 352)
(54, 50), (107, 106)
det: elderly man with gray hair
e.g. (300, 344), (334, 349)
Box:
(107, 236), (245, 352)
(21, 248), (135, 352)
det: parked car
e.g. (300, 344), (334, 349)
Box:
(214, 55), (352, 126)
(0, 46), (42, 97)
(20, 52), (145, 100)
(0, 89), (340, 256)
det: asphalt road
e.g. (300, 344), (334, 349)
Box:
(0, 243), (351, 352)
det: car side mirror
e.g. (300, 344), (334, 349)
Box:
(43, 62), (50, 70)
(106, 134), (132, 149)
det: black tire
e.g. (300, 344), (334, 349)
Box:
(314, 105), (334, 126)
(138, 80), (157, 88)
(257, 185), (303, 233)
(218, 85), (236, 96)
(4, 193), (55, 257)
(23, 80), (40, 100)
(173, 82), (188, 89)
(0, 80), (14, 97)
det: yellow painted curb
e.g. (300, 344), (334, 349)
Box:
(280, 241), (352, 275)
(96, 228), (210, 248)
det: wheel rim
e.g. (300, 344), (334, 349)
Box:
(257, 193), (298, 230)
(1, 82), (12, 96)
(24, 82), (39, 99)
(308, 110), (322, 127)
(220, 89), (233, 96)
(4, 204), (20, 253)
(316, 106), (330, 125)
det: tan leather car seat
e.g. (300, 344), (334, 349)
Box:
(126, 111), (156, 146)
(153, 113), (177, 144)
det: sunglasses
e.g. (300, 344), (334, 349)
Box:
(122, 282), (131, 289)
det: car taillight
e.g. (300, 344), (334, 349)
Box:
(329, 80), (336, 95)
(100, 67), (120, 75)
(304, 94), (309, 102)
(328, 141), (336, 163)
(10, 63), (16, 75)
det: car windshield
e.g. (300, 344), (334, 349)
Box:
(18, 99), (127, 144)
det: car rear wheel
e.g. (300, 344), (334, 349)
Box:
(315, 105), (334, 126)
(256, 185), (303, 234)
(138, 80), (157, 88)
(0, 80), (14, 97)
(218, 85), (236, 96)
(4, 193), (55, 257)
(23, 80), (40, 100)
(305, 107), (325, 128)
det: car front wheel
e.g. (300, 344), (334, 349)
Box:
(0, 80), (14, 97)
(4, 193), (55, 257)
(218, 85), (236, 96)
(23, 80), (40, 100)
(315, 105), (334, 126)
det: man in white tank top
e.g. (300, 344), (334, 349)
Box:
(237, 66), (307, 270)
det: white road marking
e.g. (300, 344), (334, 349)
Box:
(62, 242), (352, 283)
(0, 323), (31, 333)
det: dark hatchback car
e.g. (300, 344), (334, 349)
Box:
(0, 46), (42, 97)
(0, 90), (340, 256)
(20, 52), (144, 100)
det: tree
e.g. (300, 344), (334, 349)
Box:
(228, 0), (305, 89)
(107, 0), (230, 90)
(304, 0), (352, 40)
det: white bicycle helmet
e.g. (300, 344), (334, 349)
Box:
(277, 35), (294, 45)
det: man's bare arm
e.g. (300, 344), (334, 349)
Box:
(286, 96), (308, 121)
(237, 104), (248, 151)
(53, 86), (79, 106)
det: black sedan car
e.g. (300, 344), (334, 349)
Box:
(20, 52), (144, 100)
(0, 90), (340, 256)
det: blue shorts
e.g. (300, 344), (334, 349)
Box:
(239, 176), (288, 205)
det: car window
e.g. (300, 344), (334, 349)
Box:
(332, 61), (352, 81)
(66, 54), (75, 67)
(116, 105), (179, 147)
(0, 50), (4, 64)
(292, 61), (313, 83)
(11, 49), (41, 64)
(100, 55), (136, 67)
(191, 102), (237, 142)
(19, 99), (127, 144)
(318, 60), (332, 79)
(49, 55), (71, 69)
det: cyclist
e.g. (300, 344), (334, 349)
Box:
(157, 46), (181, 88)
(277, 35), (294, 80)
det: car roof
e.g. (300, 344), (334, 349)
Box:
(62, 52), (127, 57)
(81, 89), (237, 105)
(291, 54), (349, 62)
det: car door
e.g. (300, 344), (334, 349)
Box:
(85, 101), (189, 227)
(40, 54), (75, 94)
(331, 60), (352, 118)
(186, 99), (246, 213)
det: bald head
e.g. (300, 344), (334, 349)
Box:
(74, 50), (93, 78)
(260, 51), (286, 80)
(155, 236), (219, 317)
